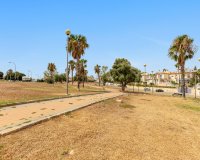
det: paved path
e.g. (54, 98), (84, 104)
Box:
(0, 92), (124, 135)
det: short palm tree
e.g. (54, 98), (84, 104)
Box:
(94, 64), (101, 86)
(67, 34), (89, 90)
(47, 63), (56, 83)
(69, 60), (76, 85)
(169, 35), (196, 98)
(79, 59), (87, 87)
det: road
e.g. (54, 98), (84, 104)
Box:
(127, 85), (199, 97)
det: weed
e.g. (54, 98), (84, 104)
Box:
(120, 103), (136, 109)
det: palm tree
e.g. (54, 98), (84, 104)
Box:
(94, 64), (101, 86)
(47, 63), (56, 83)
(175, 63), (181, 87)
(169, 35), (196, 98)
(69, 60), (76, 85)
(79, 59), (87, 88)
(67, 34), (89, 90)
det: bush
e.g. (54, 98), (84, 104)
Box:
(46, 78), (54, 84)
(0, 71), (3, 79)
(37, 79), (44, 82)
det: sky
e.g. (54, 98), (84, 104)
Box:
(0, 0), (200, 78)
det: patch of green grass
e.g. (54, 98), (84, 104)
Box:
(120, 103), (136, 109)
(178, 104), (200, 112)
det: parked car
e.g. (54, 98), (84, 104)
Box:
(144, 88), (151, 92)
(155, 89), (164, 92)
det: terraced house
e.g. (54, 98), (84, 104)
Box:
(142, 69), (195, 86)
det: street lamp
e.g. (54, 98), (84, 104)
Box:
(28, 70), (32, 79)
(144, 64), (147, 91)
(144, 64), (147, 73)
(65, 29), (71, 95)
(8, 62), (16, 81)
(151, 71), (154, 94)
(195, 58), (200, 98)
(194, 68), (197, 99)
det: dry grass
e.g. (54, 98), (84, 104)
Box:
(0, 81), (104, 106)
(1, 94), (200, 160)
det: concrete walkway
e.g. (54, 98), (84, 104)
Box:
(0, 92), (124, 135)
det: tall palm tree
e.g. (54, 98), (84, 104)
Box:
(175, 63), (181, 87)
(169, 35), (196, 98)
(79, 59), (87, 88)
(94, 64), (101, 86)
(47, 63), (56, 83)
(67, 34), (89, 90)
(69, 60), (76, 85)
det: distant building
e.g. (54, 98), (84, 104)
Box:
(141, 69), (195, 86)
(22, 76), (32, 82)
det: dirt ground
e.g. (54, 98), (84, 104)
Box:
(1, 93), (200, 160)
(0, 81), (104, 106)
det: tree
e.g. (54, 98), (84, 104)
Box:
(79, 59), (87, 87)
(169, 35), (197, 98)
(6, 69), (13, 80)
(101, 66), (111, 86)
(190, 69), (200, 87)
(69, 60), (76, 85)
(67, 34), (89, 90)
(54, 73), (66, 83)
(175, 63), (181, 87)
(4, 70), (25, 81)
(94, 64), (101, 86)
(0, 71), (4, 79)
(131, 68), (142, 92)
(45, 63), (56, 84)
(87, 75), (95, 82)
(135, 70), (142, 92)
(110, 58), (141, 91)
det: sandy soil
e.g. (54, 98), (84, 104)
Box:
(1, 93), (200, 160)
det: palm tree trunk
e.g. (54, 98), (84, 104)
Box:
(122, 83), (126, 92)
(77, 59), (80, 91)
(98, 74), (100, 86)
(178, 66), (180, 87)
(181, 65), (186, 98)
(72, 70), (73, 85)
(82, 76), (85, 88)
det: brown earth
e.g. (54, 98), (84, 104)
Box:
(1, 93), (200, 160)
